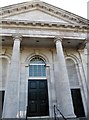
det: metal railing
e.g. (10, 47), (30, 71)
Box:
(54, 105), (67, 120)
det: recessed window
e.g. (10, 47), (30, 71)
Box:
(29, 56), (46, 77)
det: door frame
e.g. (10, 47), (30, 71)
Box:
(25, 56), (53, 118)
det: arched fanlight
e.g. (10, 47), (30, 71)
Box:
(29, 56), (46, 77)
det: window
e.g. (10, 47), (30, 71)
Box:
(66, 58), (85, 117)
(29, 56), (46, 77)
(66, 59), (79, 87)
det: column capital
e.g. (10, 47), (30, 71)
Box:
(12, 34), (22, 41)
(54, 36), (63, 43)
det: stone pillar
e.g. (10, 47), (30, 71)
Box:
(86, 42), (89, 118)
(54, 37), (75, 117)
(3, 35), (21, 118)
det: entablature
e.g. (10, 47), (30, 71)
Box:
(0, 32), (87, 50)
(0, 19), (88, 32)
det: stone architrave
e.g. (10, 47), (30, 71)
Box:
(3, 35), (21, 118)
(54, 37), (75, 117)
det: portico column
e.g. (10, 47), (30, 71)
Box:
(86, 41), (89, 118)
(3, 35), (21, 118)
(54, 37), (75, 117)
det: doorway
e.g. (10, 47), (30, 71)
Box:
(71, 89), (85, 117)
(27, 80), (49, 117)
(0, 91), (5, 118)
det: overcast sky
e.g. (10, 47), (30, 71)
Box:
(0, 0), (88, 19)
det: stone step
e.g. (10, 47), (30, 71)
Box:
(26, 117), (84, 120)
(78, 117), (87, 120)
(1, 117), (87, 120)
(27, 117), (87, 120)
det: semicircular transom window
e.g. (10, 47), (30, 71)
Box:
(29, 56), (46, 77)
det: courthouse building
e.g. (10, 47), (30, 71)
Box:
(0, 0), (88, 119)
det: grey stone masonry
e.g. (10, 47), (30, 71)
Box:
(3, 36), (21, 118)
(86, 42), (89, 119)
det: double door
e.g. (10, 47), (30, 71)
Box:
(27, 80), (49, 117)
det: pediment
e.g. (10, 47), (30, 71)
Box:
(4, 9), (70, 24)
(1, 0), (87, 25)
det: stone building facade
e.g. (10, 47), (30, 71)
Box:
(0, 0), (88, 119)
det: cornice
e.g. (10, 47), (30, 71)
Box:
(0, 19), (88, 32)
(0, 0), (88, 25)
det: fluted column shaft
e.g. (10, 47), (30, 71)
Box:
(55, 37), (75, 117)
(3, 36), (21, 118)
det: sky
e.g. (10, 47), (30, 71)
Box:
(0, 0), (88, 19)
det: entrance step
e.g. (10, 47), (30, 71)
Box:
(1, 117), (87, 120)
(26, 117), (86, 120)
(79, 117), (87, 120)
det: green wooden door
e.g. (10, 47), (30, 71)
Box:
(27, 80), (49, 117)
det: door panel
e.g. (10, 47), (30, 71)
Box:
(28, 80), (49, 117)
(71, 89), (85, 117)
